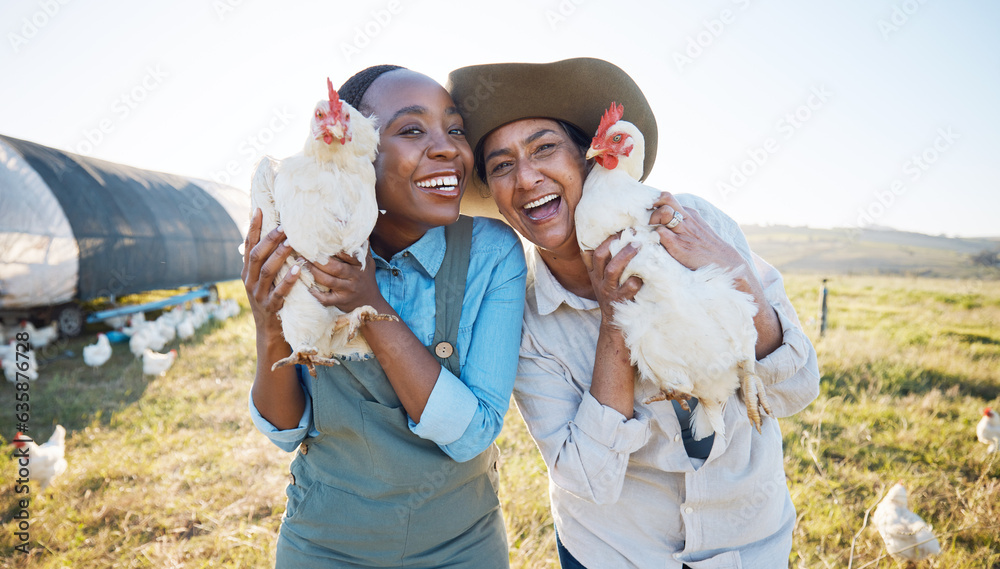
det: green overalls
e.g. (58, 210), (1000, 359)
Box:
(275, 217), (509, 568)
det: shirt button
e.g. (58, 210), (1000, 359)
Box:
(673, 553), (682, 560)
(299, 442), (308, 455)
(435, 341), (454, 358)
(391, 268), (400, 276)
(684, 506), (694, 514)
(674, 434), (681, 442)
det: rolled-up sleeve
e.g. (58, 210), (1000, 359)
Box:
(515, 331), (651, 505)
(247, 365), (314, 452)
(409, 229), (527, 462)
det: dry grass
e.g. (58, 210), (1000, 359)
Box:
(2, 275), (998, 567)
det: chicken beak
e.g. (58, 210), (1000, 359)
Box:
(585, 146), (606, 160)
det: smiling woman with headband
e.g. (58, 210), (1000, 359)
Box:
(243, 64), (526, 568)
(449, 57), (820, 569)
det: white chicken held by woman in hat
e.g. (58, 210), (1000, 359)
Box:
(250, 79), (398, 377)
(574, 102), (771, 441)
(873, 482), (941, 562)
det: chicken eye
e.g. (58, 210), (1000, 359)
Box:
(315, 111), (324, 119)
(612, 134), (622, 142)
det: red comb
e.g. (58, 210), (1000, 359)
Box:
(594, 102), (625, 141)
(327, 78), (343, 115)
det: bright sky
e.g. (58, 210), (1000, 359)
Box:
(2, 0), (998, 237)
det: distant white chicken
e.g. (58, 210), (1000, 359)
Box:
(121, 312), (147, 337)
(2, 348), (38, 382)
(83, 333), (112, 368)
(251, 78), (396, 376)
(142, 348), (177, 376)
(129, 324), (167, 358)
(12, 425), (67, 493)
(155, 316), (176, 343)
(873, 482), (941, 562)
(978, 407), (1000, 453)
(19, 320), (59, 349)
(176, 315), (196, 340)
(575, 102), (771, 440)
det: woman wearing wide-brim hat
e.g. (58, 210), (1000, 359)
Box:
(449, 57), (820, 569)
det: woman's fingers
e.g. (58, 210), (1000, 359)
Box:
(258, 239), (294, 293)
(242, 208), (262, 282)
(267, 264), (300, 312)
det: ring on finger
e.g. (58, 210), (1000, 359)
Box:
(664, 210), (684, 230)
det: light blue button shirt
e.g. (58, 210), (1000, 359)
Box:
(249, 217), (527, 462)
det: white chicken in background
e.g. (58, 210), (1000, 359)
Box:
(155, 316), (176, 343)
(83, 333), (112, 368)
(251, 78), (396, 377)
(142, 348), (177, 376)
(121, 312), (147, 337)
(176, 315), (196, 340)
(211, 298), (241, 321)
(978, 407), (1000, 453)
(129, 324), (166, 358)
(19, 320), (59, 349)
(575, 102), (771, 441)
(12, 425), (67, 493)
(873, 482), (941, 562)
(104, 314), (128, 330)
(3, 348), (38, 382)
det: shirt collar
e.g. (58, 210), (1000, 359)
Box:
(372, 225), (447, 278)
(527, 244), (599, 315)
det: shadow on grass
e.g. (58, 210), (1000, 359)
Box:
(820, 362), (1000, 402)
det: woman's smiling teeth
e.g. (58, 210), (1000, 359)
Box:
(522, 194), (561, 221)
(416, 175), (459, 190)
(523, 194), (558, 210)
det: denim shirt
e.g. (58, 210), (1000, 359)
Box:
(249, 217), (527, 462)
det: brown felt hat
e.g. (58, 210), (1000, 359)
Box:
(447, 57), (658, 217)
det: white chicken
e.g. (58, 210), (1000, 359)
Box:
(176, 315), (196, 340)
(873, 482), (941, 562)
(251, 78), (396, 376)
(575, 102), (771, 440)
(142, 348), (177, 376)
(12, 425), (67, 493)
(978, 407), (1000, 453)
(19, 320), (59, 349)
(2, 347), (38, 382)
(129, 324), (166, 358)
(83, 333), (112, 368)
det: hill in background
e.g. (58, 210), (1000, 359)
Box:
(741, 225), (1000, 278)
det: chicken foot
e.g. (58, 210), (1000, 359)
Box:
(738, 359), (773, 433)
(334, 305), (399, 342)
(644, 388), (693, 409)
(272, 346), (341, 377)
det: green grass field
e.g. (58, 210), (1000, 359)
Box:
(2, 275), (998, 568)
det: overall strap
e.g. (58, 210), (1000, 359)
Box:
(430, 215), (473, 377)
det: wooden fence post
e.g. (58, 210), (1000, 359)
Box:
(820, 278), (828, 337)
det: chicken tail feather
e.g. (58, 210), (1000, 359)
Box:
(690, 400), (725, 441)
